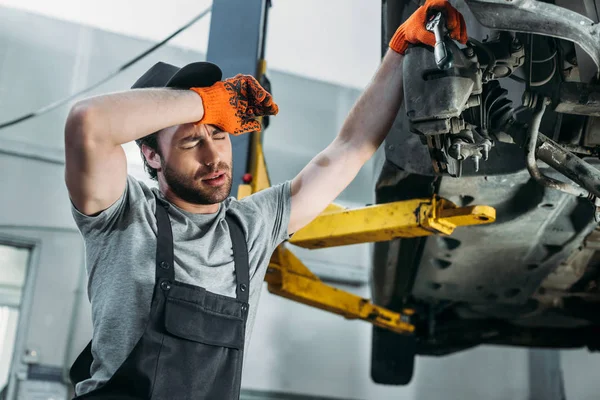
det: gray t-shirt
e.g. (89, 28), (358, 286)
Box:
(71, 175), (292, 396)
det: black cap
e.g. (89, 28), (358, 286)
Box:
(132, 61), (222, 146)
(131, 61), (222, 90)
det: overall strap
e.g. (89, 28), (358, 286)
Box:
(154, 198), (175, 283)
(225, 213), (250, 303)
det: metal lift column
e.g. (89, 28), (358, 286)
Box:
(206, 0), (269, 189)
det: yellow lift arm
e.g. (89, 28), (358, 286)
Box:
(266, 245), (415, 334)
(289, 196), (495, 249)
(237, 92), (496, 335)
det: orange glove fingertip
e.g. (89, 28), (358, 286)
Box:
(270, 103), (279, 115)
(191, 75), (278, 134)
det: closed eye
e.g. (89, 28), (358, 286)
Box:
(211, 129), (227, 140)
(182, 139), (200, 149)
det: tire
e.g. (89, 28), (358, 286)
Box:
(370, 326), (416, 385)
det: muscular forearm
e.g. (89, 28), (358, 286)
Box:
(67, 88), (204, 146)
(337, 50), (404, 161)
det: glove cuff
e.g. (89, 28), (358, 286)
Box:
(389, 26), (408, 55)
(190, 84), (227, 126)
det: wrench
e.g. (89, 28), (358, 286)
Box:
(426, 12), (453, 70)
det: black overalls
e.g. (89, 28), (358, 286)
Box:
(69, 197), (250, 400)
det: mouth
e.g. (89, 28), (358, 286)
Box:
(202, 172), (227, 187)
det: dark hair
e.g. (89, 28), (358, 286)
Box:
(136, 132), (161, 181)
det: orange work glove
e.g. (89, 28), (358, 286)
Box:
(389, 0), (468, 55)
(191, 74), (279, 135)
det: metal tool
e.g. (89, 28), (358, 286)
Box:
(426, 12), (453, 70)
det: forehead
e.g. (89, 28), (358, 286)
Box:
(160, 123), (221, 144)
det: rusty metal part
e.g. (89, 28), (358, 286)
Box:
(447, 133), (492, 173)
(536, 134), (600, 199)
(469, 32), (525, 81)
(583, 117), (600, 147)
(524, 95), (590, 198)
(559, 144), (597, 156)
(553, 82), (600, 118)
(464, 0), (600, 77)
(540, 246), (595, 292)
(536, 226), (600, 306)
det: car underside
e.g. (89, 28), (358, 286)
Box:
(371, 0), (600, 385)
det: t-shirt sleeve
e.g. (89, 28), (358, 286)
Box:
(70, 175), (145, 237)
(240, 180), (292, 248)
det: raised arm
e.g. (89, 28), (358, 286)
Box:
(287, 0), (467, 235)
(287, 50), (404, 234)
(64, 89), (205, 216)
(64, 72), (277, 217)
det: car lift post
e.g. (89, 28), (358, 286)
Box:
(206, 0), (270, 191)
(529, 349), (567, 400)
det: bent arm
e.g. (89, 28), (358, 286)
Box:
(65, 88), (203, 216)
(288, 50), (405, 235)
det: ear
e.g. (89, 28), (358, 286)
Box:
(141, 144), (162, 170)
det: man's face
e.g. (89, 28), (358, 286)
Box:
(152, 123), (233, 205)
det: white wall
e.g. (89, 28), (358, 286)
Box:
(0, 308), (19, 391)
(0, 0), (381, 90)
(243, 285), (417, 400)
(0, 150), (89, 399)
(562, 349), (600, 400)
(243, 283), (533, 400)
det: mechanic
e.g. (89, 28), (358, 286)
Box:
(64, 0), (466, 398)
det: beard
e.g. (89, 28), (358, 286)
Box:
(161, 160), (233, 205)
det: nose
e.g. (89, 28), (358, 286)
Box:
(201, 139), (221, 168)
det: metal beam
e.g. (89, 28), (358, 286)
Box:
(528, 349), (566, 400)
(206, 0), (268, 190)
(289, 197), (496, 249)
